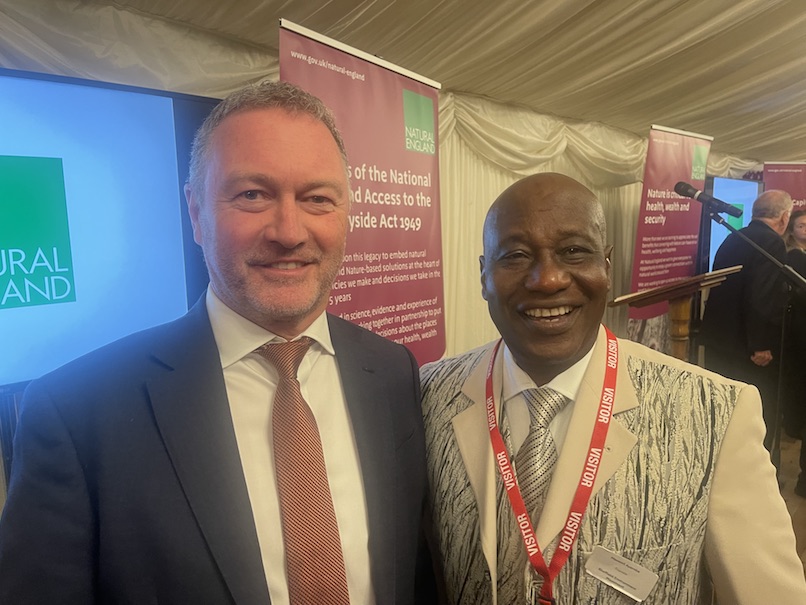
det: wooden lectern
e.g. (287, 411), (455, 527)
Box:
(609, 266), (742, 361)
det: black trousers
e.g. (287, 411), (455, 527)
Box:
(704, 346), (780, 452)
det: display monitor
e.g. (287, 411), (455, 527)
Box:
(0, 68), (218, 389)
(698, 176), (762, 274)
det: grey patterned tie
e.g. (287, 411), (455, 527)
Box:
(498, 387), (568, 604)
(514, 387), (568, 520)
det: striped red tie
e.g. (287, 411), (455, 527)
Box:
(256, 338), (350, 605)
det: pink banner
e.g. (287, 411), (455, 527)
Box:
(280, 25), (445, 364)
(764, 163), (806, 209)
(628, 126), (712, 320)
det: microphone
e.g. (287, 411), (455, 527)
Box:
(674, 181), (743, 218)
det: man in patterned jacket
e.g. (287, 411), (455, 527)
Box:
(420, 172), (806, 604)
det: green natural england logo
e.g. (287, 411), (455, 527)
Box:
(690, 144), (709, 181)
(0, 156), (75, 309)
(403, 90), (435, 155)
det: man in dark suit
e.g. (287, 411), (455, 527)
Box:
(699, 189), (793, 449)
(0, 81), (433, 605)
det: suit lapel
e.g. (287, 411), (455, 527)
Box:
(328, 316), (396, 605)
(147, 300), (270, 605)
(536, 327), (638, 546)
(453, 343), (501, 594)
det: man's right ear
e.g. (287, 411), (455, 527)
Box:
(185, 184), (203, 246)
(479, 255), (489, 301)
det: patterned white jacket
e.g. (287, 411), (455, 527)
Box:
(421, 326), (806, 604)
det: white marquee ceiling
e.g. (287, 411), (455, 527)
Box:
(82, 0), (806, 163)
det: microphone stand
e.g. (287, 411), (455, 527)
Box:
(707, 207), (806, 471)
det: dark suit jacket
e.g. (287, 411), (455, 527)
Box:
(700, 219), (788, 356)
(783, 248), (806, 436)
(0, 299), (431, 604)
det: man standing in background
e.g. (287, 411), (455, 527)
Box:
(699, 189), (793, 449)
(0, 80), (434, 605)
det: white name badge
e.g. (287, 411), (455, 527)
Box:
(585, 545), (659, 602)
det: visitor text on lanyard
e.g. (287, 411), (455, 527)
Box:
(486, 327), (618, 604)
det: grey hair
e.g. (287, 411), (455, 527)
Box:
(186, 80), (348, 199)
(752, 189), (793, 219)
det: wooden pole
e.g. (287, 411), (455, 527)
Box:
(667, 295), (692, 361)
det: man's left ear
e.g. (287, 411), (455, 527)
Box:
(605, 245), (614, 288)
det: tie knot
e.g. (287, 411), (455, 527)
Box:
(256, 337), (313, 379)
(523, 387), (567, 425)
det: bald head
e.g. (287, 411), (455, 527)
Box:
(479, 172), (612, 385)
(483, 173), (606, 256)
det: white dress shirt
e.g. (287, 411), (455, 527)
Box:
(206, 289), (375, 605)
(501, 343), (595, 456)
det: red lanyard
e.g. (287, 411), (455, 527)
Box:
(486, 326), (618, 603)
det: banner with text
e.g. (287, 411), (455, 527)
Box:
(628, 125), (712, 321)
(280, 22), (445, 364)
(764, 162), (806, 209)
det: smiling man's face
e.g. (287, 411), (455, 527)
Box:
(186, 107), (350, 338)
(480, 173), (611, 385)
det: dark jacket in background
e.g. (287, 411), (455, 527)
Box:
(700, 219), (788, 357)
(700, 220), (788, 446)
(782, 248), (806, 438)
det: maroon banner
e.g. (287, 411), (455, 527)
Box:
(764, 163), (806, 209)
(279, 22), (445, 364)
(628, 126), (712, 320)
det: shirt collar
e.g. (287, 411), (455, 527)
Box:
(501, 339), (596, 404)
(205, 288), (335, 369)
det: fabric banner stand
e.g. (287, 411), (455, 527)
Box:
(764, 163), (806, 209)
(626, 125), (713, 352)
(279, 20), (445, 364)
